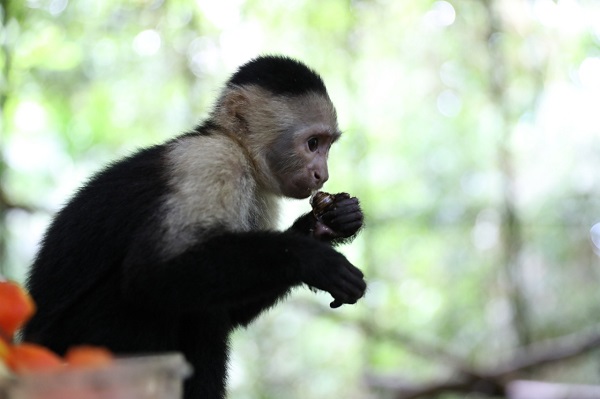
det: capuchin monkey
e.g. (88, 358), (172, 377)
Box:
(24, 55), (366, 399)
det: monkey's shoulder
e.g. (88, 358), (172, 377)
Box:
(165, 134), (255, 197)
(160, 134), (264, 234)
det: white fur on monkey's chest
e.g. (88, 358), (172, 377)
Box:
(159, 135), (280, 257)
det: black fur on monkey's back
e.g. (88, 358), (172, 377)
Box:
(24, 55), (366, 399)
(25, 143), (232, 395)
(24, 145), (167, 341)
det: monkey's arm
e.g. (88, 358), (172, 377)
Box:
(289, 194), (364, 246)
(122, 230), (366, 314)
(232, 195), (364, 323)
(228, 286), (290, 327)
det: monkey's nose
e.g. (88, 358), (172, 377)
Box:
(314, 170), (329, 184)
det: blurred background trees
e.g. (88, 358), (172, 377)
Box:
(1, 0), (600, 397)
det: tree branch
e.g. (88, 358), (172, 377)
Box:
(366, 323), (600, 398)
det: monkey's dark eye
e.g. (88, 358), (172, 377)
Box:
(308, 137), (319, 152)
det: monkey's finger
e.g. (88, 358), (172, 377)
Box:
(343, 263), (365, 279)
(346, 280), (367, 300)
(321, 200), (362, 221)
(334, 192), (351, 201)
(330, 284), (361, 306)
(334, 221), (363, 237)
(326, 286), (353, 304)
(330, 197), (360, 211)
(336, 265), (364, 287)
(321, 214), (362, 231)
(330, 299), (343, 308)
(322, 208), (364, 223)
(330, 294), (359, 308)
(326, 212), (363, 227)
(328, 271), (364, 300)
(340, 272), (366, 294)
(337, 271), (367, 301)
(329, 290), (358, 307)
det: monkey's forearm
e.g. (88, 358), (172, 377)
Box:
(122, 231), (355, 312)
(229, 286), (290, 327)
(122, 232), (304, 311)
(122, 230), (365, 312)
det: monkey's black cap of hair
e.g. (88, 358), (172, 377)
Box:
(228, 55), (328, 96)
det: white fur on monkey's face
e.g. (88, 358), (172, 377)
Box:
(234, 88), (341, 199)
(276, 120), (339, 199)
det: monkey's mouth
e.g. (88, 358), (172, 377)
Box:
(282, 176), (323, 199)
(296, 184), (315, 199)
(310, 180), (326, 193)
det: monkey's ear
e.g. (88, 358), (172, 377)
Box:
(222, 89), (249, 124)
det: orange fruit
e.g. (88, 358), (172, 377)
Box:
(65, 345), (113, 367)
(6, 343), (63, 373)
(0, 281), (36, 341)
(0, 336), (9, 360)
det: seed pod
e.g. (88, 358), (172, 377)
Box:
(310, 191), (336, 220)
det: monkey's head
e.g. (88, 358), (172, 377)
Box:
(214, 55), (340, 199)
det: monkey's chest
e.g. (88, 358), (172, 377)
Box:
(245, 193), (279, 231)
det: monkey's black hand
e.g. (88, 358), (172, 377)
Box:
(299, 242), (366, 308)
(315, 193), (364, 241)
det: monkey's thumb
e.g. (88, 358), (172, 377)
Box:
(330, 299), (343, 309)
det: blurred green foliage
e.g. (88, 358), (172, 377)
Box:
(2, 0), (600, 398)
